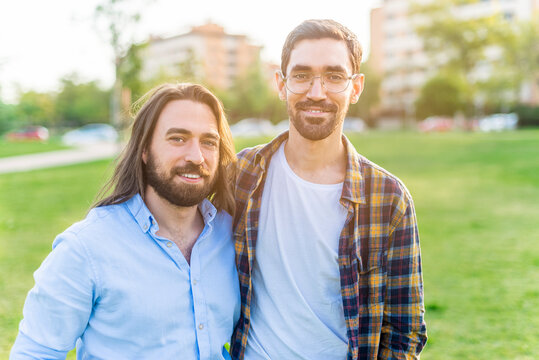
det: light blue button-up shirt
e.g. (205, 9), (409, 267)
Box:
(10, 194), (240, 360)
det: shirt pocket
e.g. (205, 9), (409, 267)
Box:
(357, 249), (386, 307)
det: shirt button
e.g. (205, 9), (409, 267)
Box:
(198, 323), (204, 330)
(192, 279), (197, 285)
(166, 242), (173, 248)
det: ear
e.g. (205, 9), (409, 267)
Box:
(350, 73), (365, 104)
(275, 70), (287, 101)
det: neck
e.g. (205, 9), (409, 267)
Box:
(144, 187), (201, 234)
(143, 186), (204, 264)
(284, 125), (347, 184)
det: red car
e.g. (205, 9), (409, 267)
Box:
(418, 116), (453, 133)
(6, 126), (50, 141)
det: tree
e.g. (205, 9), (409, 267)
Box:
(118, 42), (146, 102)
(0, 100), (17, 134)
(220, 61), (287, 124)
(415, 72), (471, 119)
(55, 75), (110, 127)
(348, 60), (381, 127)
(410, 0), (516, 116)
(411, 0), (506, 76)
(94, 0), (151, 129)
(15, 91), (56, 126)
(490, 15), (539, 107)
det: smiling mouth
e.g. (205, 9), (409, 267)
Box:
(303, 109), (327, 114)
(181, 173), (201, 179)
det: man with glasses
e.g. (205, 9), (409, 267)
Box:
(230, 19), (427, 359)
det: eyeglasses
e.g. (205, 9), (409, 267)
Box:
(280, 71), (358, 94)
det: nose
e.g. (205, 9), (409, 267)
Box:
(184, 141), (204, 165)
(306, 76), (327, 101)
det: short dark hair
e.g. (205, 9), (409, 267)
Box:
(281, 19), (363, 76)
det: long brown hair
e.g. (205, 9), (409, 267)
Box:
(94, 83), (236, 214)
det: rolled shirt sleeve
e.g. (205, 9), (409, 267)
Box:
(10, 231), (97, 359)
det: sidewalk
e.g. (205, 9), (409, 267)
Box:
(0, 143), (122, 174)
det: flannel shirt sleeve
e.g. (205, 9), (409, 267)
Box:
(378, 197), (427, 359)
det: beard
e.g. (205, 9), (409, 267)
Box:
(288, 99), (349, 141)
(144, 152), (217, 208)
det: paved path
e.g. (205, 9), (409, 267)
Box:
(0, 143), (122, 174)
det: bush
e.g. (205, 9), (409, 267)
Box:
(0, 102), (17, 135)
(512, 104), (539, 127)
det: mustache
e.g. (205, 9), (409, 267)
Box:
(295, 100), (337, 112)
(172, 163), (211, 178)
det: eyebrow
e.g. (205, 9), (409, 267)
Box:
(289, 64), (348, 73)
(165, 128), (220, 141)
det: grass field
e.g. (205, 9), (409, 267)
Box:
(0, 139), (69, 158)
(1, 130), (538, 359)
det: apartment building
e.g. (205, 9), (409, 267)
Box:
(140, 23), (262, 89)
(370, 0), (537, 122)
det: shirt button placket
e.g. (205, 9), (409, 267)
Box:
(191, 253), (209, 358)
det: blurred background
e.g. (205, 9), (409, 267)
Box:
(0, 0), (538, 359)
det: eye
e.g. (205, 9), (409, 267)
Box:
(202, 139), (218, 148)
(291, 73), (311, 81)
(325, 72), (346, 82)
(169, 136), (185, 143)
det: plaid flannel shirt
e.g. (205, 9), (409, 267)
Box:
(230, 132), (427, 360)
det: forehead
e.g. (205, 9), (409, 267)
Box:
(286, 38), (352, 74)
(155, 99), (218, 134)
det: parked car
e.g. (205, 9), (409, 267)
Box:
(478, 113), (518, 132)
(6, 125), (49, 141)
(418, 116), (453, 133)
(62, 123), (118, 146)
(343, 117), (366, 133)
(230, 118), (276, 137)
(273, 119), (290, 134)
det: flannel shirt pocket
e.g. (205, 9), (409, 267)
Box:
(358, 250), (386, 308)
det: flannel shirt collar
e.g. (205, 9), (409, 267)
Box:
(252, 130), (366, 205)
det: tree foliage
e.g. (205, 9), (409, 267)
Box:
(118, 42), (146, 101)
(0, 100), (17, 134)
(217, 61), (287, 124)
(415, 72), (471, 119)
(15, 91), (56, 126)
(348, 60), (381, 126)
(411, 0), (506, 75)
(55, 75), (110, 126)
(410, 0), (536, 117)
(487, 15), (539, 107)
(94, 0), (150, 127)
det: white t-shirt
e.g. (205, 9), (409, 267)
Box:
(245, 142), (349, 360)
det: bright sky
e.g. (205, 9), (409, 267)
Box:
(0, 0), (381, 103)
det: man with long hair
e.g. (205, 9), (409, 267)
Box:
(11, 83), (240, 359)
(231, 20), (427, 359)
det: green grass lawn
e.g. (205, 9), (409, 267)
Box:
(1, 130), (538, 359)
(0, 139), (70, 158)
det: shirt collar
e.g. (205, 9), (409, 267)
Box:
(126, 194), (153, 233)
(253, 130), (365, 205)
(198, 198), (218, 224)
(125, 194), (218, 234)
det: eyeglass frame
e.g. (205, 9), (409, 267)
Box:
(278, 70), (359, 95)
